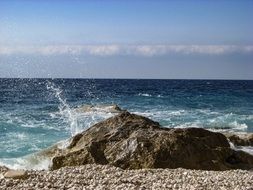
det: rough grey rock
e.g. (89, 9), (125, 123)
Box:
(50, 111), (253, 171)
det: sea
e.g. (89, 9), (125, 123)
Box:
(0, 79), (253, 170)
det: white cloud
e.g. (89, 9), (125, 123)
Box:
(0, 45), (253, 56)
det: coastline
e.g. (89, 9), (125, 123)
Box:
(1, 110), (253, 189)
(1, 164), (253, 190)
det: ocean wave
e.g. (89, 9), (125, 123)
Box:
(0, 154), (51, 170)
(47, 82), (119, 136)
(137, 93), (152, 97)
(133, 108), (227, 119)
(167, 110), (186, 116)
(0, 138), (74, 170)
(56, 139), (71, 149)
(133, 109), (250, 133)
(0, 107), (252, 171)
(207, 114), (248, 132)
(133, 109), (187, 118)
(173, 121), (248, 132)
(50, 104), (118, 136)
(74, 104), (122, 113)
(236, 146), (253, 155)
(244, 115), (253, 120)
(6, 132), (27, 140)
(197, 109), (220, 115)
(229, 141), (253, 156)
(229, 121), (248, 130)
(173, 123), (201, 129)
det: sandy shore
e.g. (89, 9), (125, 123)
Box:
(1, 164), (253, 190)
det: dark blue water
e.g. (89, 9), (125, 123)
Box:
(0, 79), (253, 169)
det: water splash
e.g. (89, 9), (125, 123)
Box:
(229, 141), (253, 156)
(46, 81), (78, 136)
(0, 155), (51, 170)
(45, 81), (116, 136)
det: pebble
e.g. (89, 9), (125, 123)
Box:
(0, 165), (252, 189)
(4, 170), (28, 180)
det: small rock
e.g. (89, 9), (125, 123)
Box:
(4, 170), (28, 180)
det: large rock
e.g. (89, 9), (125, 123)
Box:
(50, 111), (253, 171)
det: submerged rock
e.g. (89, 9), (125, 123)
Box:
(50, 111), (253, 171)
(74, 104), (123, 113)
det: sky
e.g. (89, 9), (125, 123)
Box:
(0, 0), (253, 79)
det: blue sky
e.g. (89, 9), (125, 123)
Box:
(0, 0), (253, 79)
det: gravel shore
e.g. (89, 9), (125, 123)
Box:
(1, 164), (253, 190)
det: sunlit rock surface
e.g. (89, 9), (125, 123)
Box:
(49, 111), (253, 171)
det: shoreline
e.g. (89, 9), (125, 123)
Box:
(0, 128), (253, 171)
(0, 128), (253, 173)
(1, 110), (253, 189)
(1, 126), (252, 172)
(0, 130), (253, 171)
(1, 164), (253, 189)
(0, 133), (253, 170)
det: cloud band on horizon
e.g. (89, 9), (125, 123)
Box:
(0, 45), (253, 56)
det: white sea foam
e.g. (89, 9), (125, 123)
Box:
(47, 81), (80, 136)
(168, 110), (186, 116)
(0, 104), (117, 170)
(229, 141), (253, 156)
(173, 123), (201, 129)
(138, 93), (152, 97)
(7, 132), (27, 140)
(133, 109), (187, 118)
(0, 155), (51, 170)
(57, 139), (71, 149)
(46, 82), (117, 136)
(197, 109), (220, 115)
(244, 115), (253, 120)
(230, 121), (248, 130)
(0, 137), (72, 170)
(207, 121), (248, 133)
(237, 146), (253, 155)
(0, 82), (119, 171)
(133, 109), (250, 133)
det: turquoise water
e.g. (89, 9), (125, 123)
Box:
(0, 79), (253, 169)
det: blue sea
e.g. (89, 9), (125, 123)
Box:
(0, 79), (253, 169)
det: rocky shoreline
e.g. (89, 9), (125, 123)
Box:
(1, 110), (253, 189)
(1, 164), (253, 190)
(47, 111), (253, 171)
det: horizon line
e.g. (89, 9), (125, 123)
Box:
(0, 77), (252, 81)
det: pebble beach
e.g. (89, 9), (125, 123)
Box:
(1, 164), (253, 190)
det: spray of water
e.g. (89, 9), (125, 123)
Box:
(46, 81), (119, 138)
(46, 81), (79, 136)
